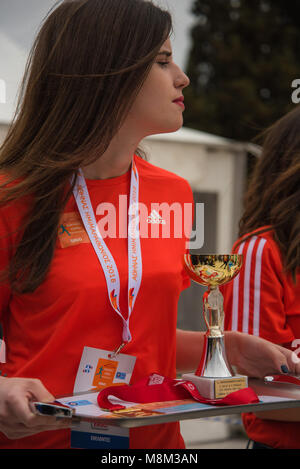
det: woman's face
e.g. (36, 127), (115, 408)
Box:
(127, 38), (190, 137)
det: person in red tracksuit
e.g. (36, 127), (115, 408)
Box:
(223, 106), (300, 449)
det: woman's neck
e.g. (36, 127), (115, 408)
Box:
(81, 128), (140, 180)
(82, 155), (133, 180)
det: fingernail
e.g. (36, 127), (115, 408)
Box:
(281, 365), (290, 374)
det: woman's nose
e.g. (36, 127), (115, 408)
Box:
(175, 68), (190, 89)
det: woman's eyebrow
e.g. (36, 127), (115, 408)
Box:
(157, 50), (172, 57)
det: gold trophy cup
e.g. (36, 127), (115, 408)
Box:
(182, 254), (248, 399)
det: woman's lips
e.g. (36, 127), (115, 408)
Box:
(173, 97), (185, 109)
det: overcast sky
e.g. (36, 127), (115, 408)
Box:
(0, 0), (195, 72)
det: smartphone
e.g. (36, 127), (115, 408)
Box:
(31, 401), (74, 418)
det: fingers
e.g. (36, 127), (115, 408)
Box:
(0, 377), (72, 440)
(7, 398), (71, 428)
(3, 378), (54, 424)
(229, 333), (300, 379)
(1, 399), (72, 440)
(277, 345), (300, 375)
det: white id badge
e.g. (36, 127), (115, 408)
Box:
(71, 346), (136, 449)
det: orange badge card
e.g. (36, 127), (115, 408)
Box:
(58, 212), (90, 248)
(92, 358), (119, 390)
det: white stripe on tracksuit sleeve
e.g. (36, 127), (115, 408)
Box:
(231, 236), (267, 336)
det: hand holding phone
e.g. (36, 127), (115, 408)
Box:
(0, 376), (72, 439)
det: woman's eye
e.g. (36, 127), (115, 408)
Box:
(157, 62), (169, 68)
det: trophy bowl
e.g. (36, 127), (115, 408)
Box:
(183, 254), (243, 288)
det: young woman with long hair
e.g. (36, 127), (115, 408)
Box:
(0, 0), (298, 449)
(223, 106), (300, 449)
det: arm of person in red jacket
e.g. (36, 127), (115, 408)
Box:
(176, 329), (300, 377)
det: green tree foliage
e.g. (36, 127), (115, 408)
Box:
(184, 0), (300, 141)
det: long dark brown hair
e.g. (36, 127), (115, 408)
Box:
(238, 106), (300, 282)
(0, 0), (172, 293)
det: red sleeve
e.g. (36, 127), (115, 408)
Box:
(222, 235), (295, 345)
(0, 208), (12, 322)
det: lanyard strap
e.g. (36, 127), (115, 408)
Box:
(72, 159), (142, 348)
(97, 373), (259, 411)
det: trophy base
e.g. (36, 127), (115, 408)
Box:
(182, 373), (248, 399)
